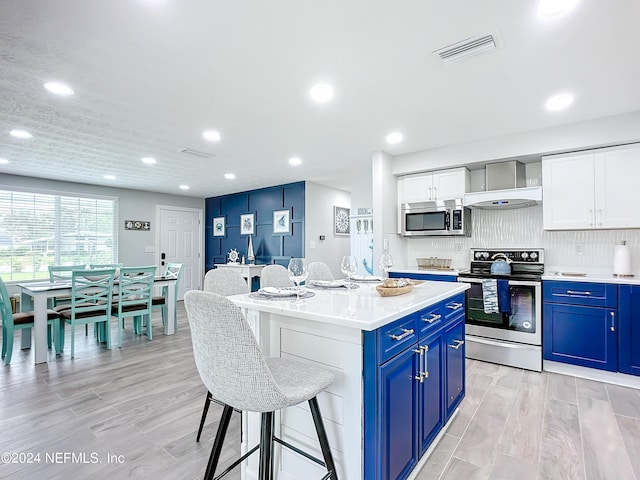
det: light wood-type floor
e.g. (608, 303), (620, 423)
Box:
(2, 303), (639, 480)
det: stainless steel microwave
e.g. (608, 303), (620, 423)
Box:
(401, 199), (471, 237)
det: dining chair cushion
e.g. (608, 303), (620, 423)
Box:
(151, 296), (166, 306)
(203, 268), (248, 296)
(12, 310), (60, 325)
(111, 302), (148, 314)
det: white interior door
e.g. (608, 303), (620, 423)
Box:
(157, 205), (203, 300)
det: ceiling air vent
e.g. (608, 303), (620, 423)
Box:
(179, 148), (213, 158)
(433, 35), (496, 63)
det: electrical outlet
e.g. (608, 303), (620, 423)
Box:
(575, 243), (584, 255)
(309, 240), (316, 249)
(455, 242), (463, 253)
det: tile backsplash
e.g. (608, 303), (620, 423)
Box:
(393, 205), (640, 273)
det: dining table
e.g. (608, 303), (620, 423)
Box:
(18, 275), (178, 364)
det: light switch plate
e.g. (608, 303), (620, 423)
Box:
(144, 245), (156, 253)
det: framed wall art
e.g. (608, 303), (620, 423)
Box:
(272, 209), (291, 235)
(212, 216), (226, 237)
(240, 213), (255, 235)
(334, 206), (350, 236)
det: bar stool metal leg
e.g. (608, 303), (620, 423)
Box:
(258, 412), (275, 480)
(204, 404), (234, 480)
(309, 397), (338, 480)
(197, 391), (213, 442)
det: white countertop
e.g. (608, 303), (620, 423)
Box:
(388, 267), (460, 276)
(228, 281), (469, 331)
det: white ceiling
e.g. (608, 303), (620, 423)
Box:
(1, 1), (639, 198)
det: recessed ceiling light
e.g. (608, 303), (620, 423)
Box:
(289, 157), (302, 166)
(0, 158), (9, 164)
(310, 83), (334, 102)
(224, 173), (236, 180)
(545, 93), (574, 111)
(203, 130), (221, 142)
(9, 129), (33, 139)
(44, 81), (75, 96)
(141, 157), (156, 164)
(179, 185), (190, 190)
(386, 132), (403, 144)
(538, 0), (579, 16)
(104, 174), (116, 180)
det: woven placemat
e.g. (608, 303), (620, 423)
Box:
(248, 290), (316, 301)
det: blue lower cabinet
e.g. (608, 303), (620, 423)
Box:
(543, 303), (617, 371)
(418, 333), (444, 453)
(619, 285), (640, 376)
(365, 293), (466, 480)
(389, 272), (457, 282)
(445, 317), (465, 417)
(379, 346), (419, 480)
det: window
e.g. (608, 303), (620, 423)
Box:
(0, 188), (118, 281)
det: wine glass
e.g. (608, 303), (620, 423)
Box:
(287, 258), (309, 301)
(378, 252), (393, 278)
(340, 255), (357, 289)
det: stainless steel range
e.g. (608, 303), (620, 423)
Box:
(457, 248), (544, 371)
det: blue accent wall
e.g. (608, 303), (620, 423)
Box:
(205, 182), (305, 272)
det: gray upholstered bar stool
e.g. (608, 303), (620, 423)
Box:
(196, 268), (249, 442)
(259, 264), (293, 288)
(307, 261), (334, 282)
(184, 290), (338, 480)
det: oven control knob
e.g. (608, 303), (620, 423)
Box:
(475, 252), (482, 259)
(521, 252), (529, 259)
(481, 252), (489, 259)
(530, 252), (538, 260)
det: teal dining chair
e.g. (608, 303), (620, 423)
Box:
(49, 264), (90, 334)
(113, 266), (157, 346)
(152, 262), (183, 331)
(0, 276), (61, 365)
(58, 269), (116, 359)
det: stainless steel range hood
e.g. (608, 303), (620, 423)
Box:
(464, 160), (542, 209)
(464, 186), (542, 209)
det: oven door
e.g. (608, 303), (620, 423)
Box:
(457, 277), (541, 346)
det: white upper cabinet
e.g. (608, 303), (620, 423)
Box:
(542, 143), (640, 230)
(398, 167), (469, 204)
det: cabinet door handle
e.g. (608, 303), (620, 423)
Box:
(598, 209), (603, 226)
(413, 348), (424, 383)
(433, 186), (438, 200)
(449, 339), (465, 350)
(589, 209), (594, 227)
(447, 302), (463, 310)
(428, 186), (433, 200)
(422, 313), (441, 324)
(421, 345), (429, 378)
(390, 328), (414, 341)
(566, 290), (592, 296)
(610, 311), (615, 332)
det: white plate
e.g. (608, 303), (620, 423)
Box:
(311, 280), (346, 288)
(258, 287), (303, 297)
(350, 275), (384, 282)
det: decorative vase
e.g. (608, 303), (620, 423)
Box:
(247, 236), (255, 264)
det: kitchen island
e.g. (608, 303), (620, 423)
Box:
(229, 280), (469, 480)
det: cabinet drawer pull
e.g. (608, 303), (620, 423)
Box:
(447, 302), (463, 310)
(422, 313), (441, 323)
(390, 328), (414, 341)
(566, 290), (592, 296)
(610, 311), (615, 332)
(449, 339), (465, 350)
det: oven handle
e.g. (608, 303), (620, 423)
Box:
(458, 277), (541, 287)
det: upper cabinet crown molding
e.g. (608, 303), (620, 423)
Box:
(542, 143), (640, 230)
(398, 167), (470, 205)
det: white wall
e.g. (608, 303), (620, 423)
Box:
(372, 150), (398, 276)
(392, 110), (640, 176)
(0, 174), (204, 267)
(304, 181), (351, 277)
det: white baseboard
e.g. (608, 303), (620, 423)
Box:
(544, 360), (640, 390)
